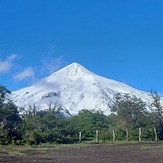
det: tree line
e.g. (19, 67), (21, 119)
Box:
(0, 84), (163, 145)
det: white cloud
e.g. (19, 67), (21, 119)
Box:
(0, 61), (11, 73)
(41, 56), (66, 74)
(14, 67), (35, 81)
(0, 54), (17, 73)
(8, 54), (17, 60)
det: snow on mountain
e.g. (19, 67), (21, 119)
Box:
(11, 62), (153, 117)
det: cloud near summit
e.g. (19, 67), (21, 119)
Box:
(0, 53), (67, 85)
(13, 67), (35, 81)
(41, 56), (66, 75)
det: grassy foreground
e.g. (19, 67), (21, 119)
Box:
(0, 141), (163, 157)
(0, 143), (92, 157)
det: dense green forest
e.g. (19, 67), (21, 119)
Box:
(0, 85), (163, 145)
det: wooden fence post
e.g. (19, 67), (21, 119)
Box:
(113, 130), (115, 142)
(96, 130), (99, 143)
(153, 127), (158, 141)
(79, 132), (82, 143)
(139, 127), (141, 142)
(126, 128), (129, 141)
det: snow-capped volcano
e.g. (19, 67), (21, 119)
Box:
(11, 62), (153, 117)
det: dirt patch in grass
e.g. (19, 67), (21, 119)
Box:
(0, 142), (163, 163)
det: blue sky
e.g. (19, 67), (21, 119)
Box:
(0, 0), (163, 93)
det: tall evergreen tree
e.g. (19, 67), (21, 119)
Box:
(0, 85), (22, 144)
(0, 85), (10, 104)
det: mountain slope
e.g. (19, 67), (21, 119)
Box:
(11, 62), (153, 117)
